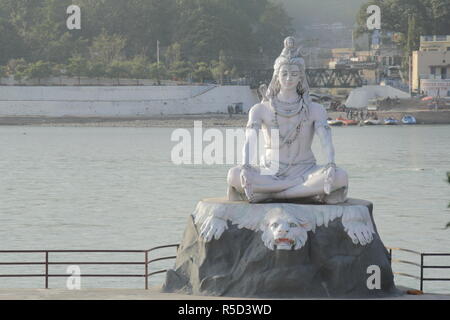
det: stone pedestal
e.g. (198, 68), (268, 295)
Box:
(163, 198), (398, 298)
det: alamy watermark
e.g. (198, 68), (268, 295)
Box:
(170, 121), (280, 175)
(366, 265), (381, 290)
(66, 5), (81, 30)
(366, 5), (381, 30)
(66, 265), (81, 290)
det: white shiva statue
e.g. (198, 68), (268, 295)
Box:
(227, 37), (349, 204)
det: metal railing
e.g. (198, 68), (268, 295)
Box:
(387, 247), (450, 292)
(0, 244), (179, 290)
(1, 245), (448, 292)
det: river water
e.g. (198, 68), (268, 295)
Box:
(0, 125), (449, 293)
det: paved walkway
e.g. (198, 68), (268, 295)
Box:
(0, 287), (448, 300)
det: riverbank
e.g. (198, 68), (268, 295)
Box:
(1, 110), (450, 127)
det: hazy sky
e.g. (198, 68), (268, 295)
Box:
(277, 0), (366, 29)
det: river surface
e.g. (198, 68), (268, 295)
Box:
(0, 125), (449, 293)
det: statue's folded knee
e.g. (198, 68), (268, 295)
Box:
(335, 168), (349, 188)
(227, 166), (242, 190)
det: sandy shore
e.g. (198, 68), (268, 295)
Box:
(0, 114), (247, 128)
(0, 110), (449, 128)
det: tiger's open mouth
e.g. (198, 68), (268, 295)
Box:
(275, 238), (295, 246)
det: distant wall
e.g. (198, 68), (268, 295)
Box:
(0, 85), (259, 116)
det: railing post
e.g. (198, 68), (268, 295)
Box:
(45, 251), (49, 289)
(420, 253), (424, 292)
(145, 251), (148, 290)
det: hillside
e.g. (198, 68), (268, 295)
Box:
(277, 0), (366, 28)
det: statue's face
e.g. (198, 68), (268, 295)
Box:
(286, 38), (294, 48)
(278, 64), (301, 91)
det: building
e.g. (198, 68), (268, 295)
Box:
(412, 35), (450, 96)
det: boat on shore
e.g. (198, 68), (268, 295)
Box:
(402, 115), (417, 125)
(364, 119), (381, 125)
(327, 119), (344, 126)
(336, 117), (359, 126)
(384, 117), (399, 125)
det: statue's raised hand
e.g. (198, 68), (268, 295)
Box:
(323, 163), (336, 195)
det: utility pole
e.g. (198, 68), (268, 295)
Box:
(157, 40), (160, 65)
(156, 40), (161, 85)
(409, 54), (412, 96)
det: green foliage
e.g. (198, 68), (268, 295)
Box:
(148, 62), (168, 83)
(6, 58), (28, 82)
(168, 60), (193, 81)
(129, 56), (150, 80)
(89, 31), (126, 65)
(87, 62), (107, 80)
(107, 60), (131, 84)
(165, 43), (182, 67)
(355, 0), (450, 77)
(280, 0), (366, 29)
(192, 62), (213, 83)
(0, 0), (293, 79)
(25, 61), (53, 84)
(0, 65), (6, 78)
(0, 65), (6, 84)
(66, 55), (88, 84)
(356, 0), (450, 43)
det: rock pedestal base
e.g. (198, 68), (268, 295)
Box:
(163, 198), (398, 298)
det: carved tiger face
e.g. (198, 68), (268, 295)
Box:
(260, 207), (313, 250)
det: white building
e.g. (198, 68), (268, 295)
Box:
(412, 35), (450, 96)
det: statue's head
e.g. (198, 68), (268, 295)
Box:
(266, 37), (310, 100)
(260, 207), (313, 251)
(284, 36), (296, 49)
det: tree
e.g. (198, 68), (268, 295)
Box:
(355, 0), (449, 43)
(87, 62), (107, 83)
(7, 58), (28, 84)
(192, 62), (213, 83)
(429, 0), (450, 35)
(403, 14), (419, 78)
(66, 56), (88, 85)
(211, 51), (232, 84)
(165, 42), (182, 67)
(0, 17), (26, 65)
(89, 31), (126, 65)
(168, 60), (193, 81)
(0, 65), (7, 84)
(26, 61), (53, 84)
(107, 60), (131, 85)
(149, 62), (168, 84)
(0, 0), (294, 77)
(129, 55), (150, 84)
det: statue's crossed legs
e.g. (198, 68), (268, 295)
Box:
(227, 165), (348, 204)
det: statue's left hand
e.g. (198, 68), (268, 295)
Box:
(199, 215), (228, 242)
(323, 164), (336, 195)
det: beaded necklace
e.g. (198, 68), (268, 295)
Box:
(269, 96), (306, 176)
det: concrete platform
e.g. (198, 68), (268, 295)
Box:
(0, 287), (448, 300)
